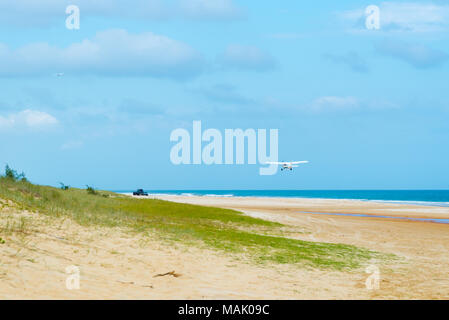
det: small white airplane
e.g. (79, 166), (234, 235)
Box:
(265, 160), (309, 171)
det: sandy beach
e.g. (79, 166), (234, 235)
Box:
(1, 194), (449, 299)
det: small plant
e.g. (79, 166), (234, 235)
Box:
(5, 165), (16, 180)
(3, 165), (27, 182)
(86, 185), (97, 195)
(59, 182), (70, 190)
(0, 237), (5, 244)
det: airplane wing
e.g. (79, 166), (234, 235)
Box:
(265, 161), (309, 165)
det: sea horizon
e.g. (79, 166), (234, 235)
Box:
(114, 189), (449, 207)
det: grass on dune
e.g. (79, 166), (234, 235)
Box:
(0, 176), (387, 270)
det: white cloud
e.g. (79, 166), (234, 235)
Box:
(179, 0), (244, 20)
(0, 0), (244, 26)
(197, 84), (255, 105)
(302, 96), (399, 113)
(324, 51), (370, 73)
(266, 33), (305, 40)
(310, 96), (359, 111)
(339, 2), (449, 33)
(0, 109), (58, 130)
(218, 45), (277, 72)
(376, 40), (448, 68)
(0, 29), (204, 78)
(61, 140), (84, 150)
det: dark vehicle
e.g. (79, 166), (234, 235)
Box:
(133, 189), (148, 196)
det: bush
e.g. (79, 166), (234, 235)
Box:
(59, 182), (70, 190)
(3, 165), (27, 182)
(86, 185), (97, 195)
(4, 165), (15, 180)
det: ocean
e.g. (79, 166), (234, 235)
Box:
(115, 190), (449, 207)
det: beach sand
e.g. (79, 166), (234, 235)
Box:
(1, 195), (449, 299)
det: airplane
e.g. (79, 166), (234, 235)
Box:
(265, 161), (309, 171)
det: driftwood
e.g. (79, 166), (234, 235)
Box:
(153, 270), (181, 278)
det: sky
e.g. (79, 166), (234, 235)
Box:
(0, 0), (448, 190)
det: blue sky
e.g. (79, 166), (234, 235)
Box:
(0, 0), (448, 190)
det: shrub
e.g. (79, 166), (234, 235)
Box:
(86, 185), (97, 195)
(3, 165), (27, 182)
(4, 165), (16, 180)
(59, 182), (70, 190)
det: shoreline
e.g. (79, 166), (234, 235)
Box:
(123, 193), (449, 220)
(120, 192), (449, 208)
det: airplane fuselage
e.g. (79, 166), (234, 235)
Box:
(265, 160), (308, 172)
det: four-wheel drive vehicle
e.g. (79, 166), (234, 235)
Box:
(133, 189), (148, 196)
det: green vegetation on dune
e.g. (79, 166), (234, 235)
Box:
(0, 168), (388, 270)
